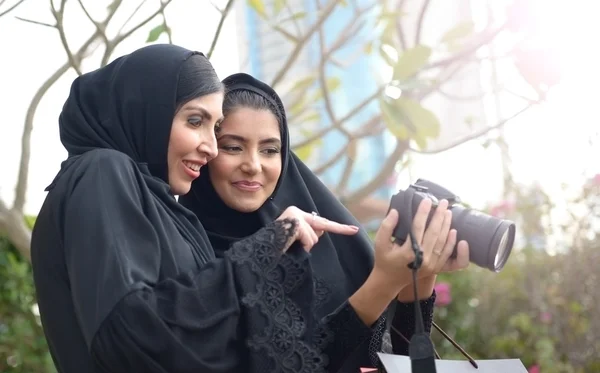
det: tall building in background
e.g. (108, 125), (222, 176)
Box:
(234, 0), (490, 224)
(235, 0), (395, 213)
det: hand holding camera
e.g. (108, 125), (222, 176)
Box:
(372, 197), (469, 295)
(372, 179), (516, 296)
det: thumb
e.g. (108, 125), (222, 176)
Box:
(374, 209), (399, 251)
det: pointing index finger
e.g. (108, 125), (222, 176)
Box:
(309, 215), (359, 236)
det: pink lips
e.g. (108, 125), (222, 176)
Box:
(181, 160), (205, 179)
(232, 181), (262, 192)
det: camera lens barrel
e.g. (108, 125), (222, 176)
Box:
(389, 182), (516, 272)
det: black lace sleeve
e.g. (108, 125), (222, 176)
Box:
(337, 292), (437, 371)
(225, 218), (330, 373)
(390, 291), (437, 355)
(227, 219), (378, 373)
(316, 301), (375, 372)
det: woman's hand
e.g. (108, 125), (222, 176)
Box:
(395, 198), (470, 301)
(409, 198), (470, 279)
(371, 198), (470, 296)
(275, 206), (359, 252)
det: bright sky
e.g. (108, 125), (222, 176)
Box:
(0, 0), (240, 214)
(1, 0), (598, 229)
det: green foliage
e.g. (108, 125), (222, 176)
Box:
(380, 96), (440, 149)
(430, 179), (600, 372)
(247, 0), (266, 17)
(0, 237), (55, 373)
(146, 24), (168, 43)
(295, 129), (323, 161)
(393, 45), (432, 81)
(439, 22), (475, 52)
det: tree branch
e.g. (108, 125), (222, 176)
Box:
(424, 23), (506, 70)
(338, 84), (385, 124)
(310, 115), (382, 175)
(0, 0), (26, 18)
(117, 0), (147, 36)
(52, 0), (83, 75)
(0, 199), (31, 261)
(416, 60), (472, 101)
(77, 0), (110, 45)
(101, 0), (171, 67)
(341, 139), (410, 203)
(408, 102), (538, 155)
(12, 34), (101, 215)
(9, 0), (121, 246)
(315, 0), (337, 128)
(14, 16), (54, 28)
(395, 0), (407, 50)
(313, 0), (372, 135)
(270, 0), (338, 89)
(436, 86), (499, 101)
(207, 0), (235, 59)
(336, 140), (357, 194)
(314, 146), (345, 175)
(414, 0), (431, 45)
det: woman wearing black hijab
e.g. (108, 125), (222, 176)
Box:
(179, 73), (470, 371)
(30, 44), (367, 373)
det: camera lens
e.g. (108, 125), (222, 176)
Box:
(491, 220), (516, 272)
(389, 183), (517, 272)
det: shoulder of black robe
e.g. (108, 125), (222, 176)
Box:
(180, 73), (433, 370)
(31, 45), (334, 373)
(179, 72), (374, 303)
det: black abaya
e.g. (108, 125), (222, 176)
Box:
(31, 45), (370, 373)
(179, 73), (436, 372)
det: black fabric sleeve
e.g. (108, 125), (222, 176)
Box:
(225, 238), (374, 373)
(391, 291), (437, 355)
(61, 153), (327, 373)
(335, 291), (438, 370)
(318, 301), (381, 372)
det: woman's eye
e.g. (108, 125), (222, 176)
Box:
(221, 145), (242, 152)
(188, 117), (203, 127)
(263, 148), (280, 155)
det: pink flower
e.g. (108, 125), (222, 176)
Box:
(528, 364), (540, 373)
(489, 200), (515, 218)
(385, 172), (399, 187)
(592, 174), (600, 186)
(434, 282), (451, 307)
(540, 312), (552, 324)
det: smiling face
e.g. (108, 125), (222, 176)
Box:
(208, 107), (282, 212)
(167, 92), (224, 195)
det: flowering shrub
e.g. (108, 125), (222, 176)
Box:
(429, 176), (600, 373)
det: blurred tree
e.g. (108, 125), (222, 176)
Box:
(0, 0), (555, 258)
(430, 175), (600, 373)
(0, 2), (583, 371)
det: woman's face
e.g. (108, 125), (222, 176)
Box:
(209, 107), (282, 213)
(167, 92), (223, 195)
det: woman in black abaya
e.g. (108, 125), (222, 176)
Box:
(179, 73), (471, 371)
(30, 44), (377, 373)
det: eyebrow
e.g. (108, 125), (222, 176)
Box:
(182, 105), (224, 123)
(218, 134), (281, 146)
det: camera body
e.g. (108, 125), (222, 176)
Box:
(388, 179), (516, 272)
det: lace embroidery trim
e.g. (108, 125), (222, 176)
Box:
(226, 219), (329, 373)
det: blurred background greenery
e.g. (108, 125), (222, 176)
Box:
(1, 0), (598, 372)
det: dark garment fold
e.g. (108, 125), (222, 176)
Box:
(179, 72), (436, 371)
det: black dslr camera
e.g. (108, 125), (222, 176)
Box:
(389, 179), (516, 272)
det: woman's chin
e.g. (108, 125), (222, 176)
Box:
(225, 199), (263, 214)
(170, 181), (192, 196)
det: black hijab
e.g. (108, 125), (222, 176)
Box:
(179, 73), (376, 315)
(53, 43), (222, 265)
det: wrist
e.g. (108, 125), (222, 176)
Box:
(396, 275), (437, 302)
(348, 268), (399, 327)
